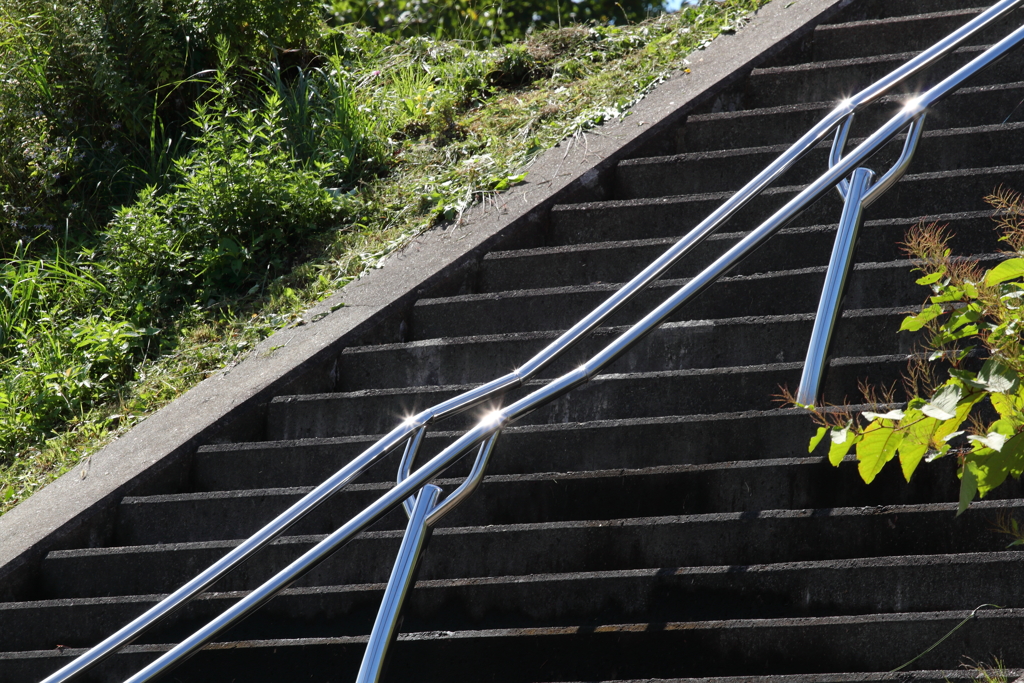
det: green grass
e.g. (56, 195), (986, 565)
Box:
(0, 0), (767, 515)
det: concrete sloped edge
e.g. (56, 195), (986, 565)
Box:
(0, 0), (852, 601)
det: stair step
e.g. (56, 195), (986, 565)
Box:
(617, 122), (1024, 199)
(745, 45), (1024, 110)
(547, 164), (1024, 245)
(340, 309), (915, 390)
(38, 499), (1024, 599)
(115, 455), (986, 544)
(782, 7), (991, 66)
(549, 676), (1023, 683)
(480, 213), (998, 291)
(411, 258), (984, 340)
(6, 608), (1024, 682)
(680, 82), (1024, 154)
(830, 0), (996, 24)
(4, 552), (1022, 652)
(809, 9), (993, 63)
(194, 410), (847, 491)
(267, 355), (909, 439)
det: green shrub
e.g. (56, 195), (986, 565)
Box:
(0, 0), (329, 253)
(329, 0), (665, 43)
(180, 0), (324, 60)
(103, 68), (350, 313)
(0, 246), (148, 453)
(267, 56), (390, 183)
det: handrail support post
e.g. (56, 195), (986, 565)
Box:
(356, 484), (442, 683)
(796, 166), (876, 406)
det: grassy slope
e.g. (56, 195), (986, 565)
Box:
(0, 0), (767, 515)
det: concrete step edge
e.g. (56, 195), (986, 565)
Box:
(270, 352), (910, 404)
(5, 550), (1020, 611)
(551, 163), (1024, 215)
(618, 121), (1024, 169)
(414, 256), (994, 308)
(817, 6), (985, 32)
(483, 211), (995, 263)
(751, 43), (989, 76)
(684, 80), (1024, 125)
(121, 456), (853, 505)
(48, 497), (1024, 560)
(340, 306), (909, 358)
(6, 607), (1023, 659)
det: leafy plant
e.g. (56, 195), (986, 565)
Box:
(103, 55), (352, 313)
(806, 189), (1024, 514)
(0, 243), (150, 454)
(329, 0), (666, 43)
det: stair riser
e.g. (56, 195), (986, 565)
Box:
(117, 456), (988, 545)
(548, 165), (1024, 245)
(811, 10), (997, 63)
(268, 357), (907, 440)
(480, 214), (997, 292)
(194, 411), (839, 491)
(8, 610), (1024, 683)
(831, 0), (998, 24)
(617, 124), (1024, 199)
(746, 48), (1024, 110)
(682, 83), (1024, 154)
(7, 553), (1024, 651)
(412, 261), (945, 340)
(39, 500), (1024, 599)
(342, 312), (916, 390)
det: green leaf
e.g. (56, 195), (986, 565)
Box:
(809, 426), (828, 454)
(856, 422), (904, 484)
(828, 426), (858, 466)
(896, 408), (936, 482)
(916, 271), (945, 286)
(933, 392), (985, 444)
(900, 304), (943, 332)
(991, 391), (1024, 421)
(934, 323), (978, 344)
(970, 359), (1020, 394)
(967, 432), (1008, 452)
(862, 409), (905, 421)
(958, 462), (979, 516)
(968, 432), (1024, 498)
(931, 286), (964, 304)
(945, 305), (983, 332)
(492, 173), (526, 191)
(985, 258), (1024, 286)
(921, 384), (962, 421)
(2, 486), (12, 502)
(990, 418), (1017, 437)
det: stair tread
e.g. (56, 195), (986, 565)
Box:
(621, 121), (1024, 169)
(417, 259), (935, 306)
(7, 550), (1023, 609)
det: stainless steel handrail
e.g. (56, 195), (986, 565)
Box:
(41, 2), (1024, 682)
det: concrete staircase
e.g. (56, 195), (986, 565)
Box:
(4, 0), (1024, 680)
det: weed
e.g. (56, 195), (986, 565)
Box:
(961, 658), (1015, 683)
(804, 190), (1024, 512)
